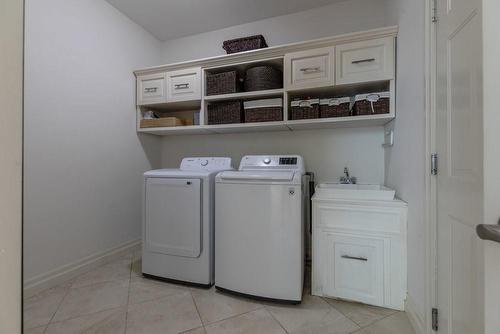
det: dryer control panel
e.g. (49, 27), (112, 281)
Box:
(239, 155), (305, 173)
(181, 157), (232, 171)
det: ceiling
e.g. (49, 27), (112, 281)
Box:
(105, 0), (347, 41)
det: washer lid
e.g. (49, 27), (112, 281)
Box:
(218, 171), (295, 181)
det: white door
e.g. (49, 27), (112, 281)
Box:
(435, 0), (483, 332)
(145, 178), (202, 258)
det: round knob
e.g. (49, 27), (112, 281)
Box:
(201, 160), (209, 166)
(263, 158), (271, 165)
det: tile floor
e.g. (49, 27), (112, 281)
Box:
(24, 252), (416, 334)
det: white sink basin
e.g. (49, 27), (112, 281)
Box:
(314, 183), (396, 201)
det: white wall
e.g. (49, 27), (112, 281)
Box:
(161, 0), (391, 63)
(160, 0), (393, 183)
(24, 0), (163, 283)
(0, 0), (23, 331)
(383, 0), (427, 326)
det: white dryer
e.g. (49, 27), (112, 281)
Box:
(142, 157), (233, 287)
(215, 155), (306, 303)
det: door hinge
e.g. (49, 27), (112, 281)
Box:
(432, 308), (439, 331)
(431, 153), (438, 175)
(432, 0), (438, 23)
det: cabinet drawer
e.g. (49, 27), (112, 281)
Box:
(336, 37), (394, 85)
(324, 233), (384, 306)
(285, 47), (334, 90)
(166, 67), (201, 102)
(137, 73), (166, 105)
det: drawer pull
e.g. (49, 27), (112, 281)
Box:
(144, 87), (158, 93)
(341, 255), (368, 262)
(174, 83), (190, 89)
(299, 67), (322, 73)
(351, 58), (376, 64)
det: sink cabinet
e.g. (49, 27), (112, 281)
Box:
(312, 195), (407, 310)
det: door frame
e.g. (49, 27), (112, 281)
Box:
(424, 0), (438, 333)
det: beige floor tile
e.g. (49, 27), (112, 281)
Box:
(266, 294), (359, 334)
(181, 327), (206, 334)
(128, 276), (187, 304)
(24, 326), (46, 334)
(324, 298), (397, 327)
(353, 312), (415, 334)
(71, 257), (131, 288)
(23, 284), (69, 329)
(191, 287), (262, 325)
(126, 291), (202, 334)
(52, 281), (129, 322)
(205, 308), (286, 334)
(44, 307), (126, 334)
(131, 257), (142, 279)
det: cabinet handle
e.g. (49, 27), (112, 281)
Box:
(174, 83), (190, 89)
(341, 255), (368, 262)
(351, 58), (376, 64)
(299, 67), (322, 73)
(144, 87), (158, 93)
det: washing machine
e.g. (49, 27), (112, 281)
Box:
(142, 157), (233, 287)
(215, 155), (307, 303)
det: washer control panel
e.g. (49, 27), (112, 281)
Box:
(239, 155), (304, 173)
(181, 157), (232, 171)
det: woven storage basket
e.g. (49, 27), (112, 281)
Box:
(223, 35), (268, 54)
(290, 99), (320, 120)
(206, 70), (242, 96)
(243, 98), (283, 123)
(319, 97), (352, 118)
(244, 66), (283, 92)
(353, 92), (390, 115)
(207, 101), (243, 125)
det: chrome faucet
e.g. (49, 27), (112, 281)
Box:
(340, 167), (357, 184)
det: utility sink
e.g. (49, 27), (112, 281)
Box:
(314, 183), (396, 201)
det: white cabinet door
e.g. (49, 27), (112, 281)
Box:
(137, 72), (166, 105)
(145, 178), (201, 258)
(336, 37), (394, 85)
(322, 233), (384, 306)
(166, 67), (201, 102)
(284, 47), (334, 90)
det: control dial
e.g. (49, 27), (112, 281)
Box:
(263, 158), (272, 165)
(201, 159), (209, 166)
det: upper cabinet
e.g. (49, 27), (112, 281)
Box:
(284, 47), (335, 90)
(166, 67), (201, 102)
(335, 37), (395, 85)
(137, 72), (166, 105)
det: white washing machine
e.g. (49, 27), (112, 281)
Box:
(142, 157), (233, 287)
(215, 155), (306, 303)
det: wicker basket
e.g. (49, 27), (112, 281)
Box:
(206, 70), (242, 96)
(243, 98), (283, 123)
(207, 101), (243, 125)
(353, 92), (390, 115)
(290, 99), (320, 120)
(244, 66), (282, 92)
(319, 97), (352, 118)
(223, 35), (268, 54)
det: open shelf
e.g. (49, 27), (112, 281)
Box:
(204, 89), (284, 102)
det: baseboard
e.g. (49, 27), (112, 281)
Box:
(24, 239), (141, 298)
(405, 294), (427, 334)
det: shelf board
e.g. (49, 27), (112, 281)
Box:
(137, 114), (394, 136)
(203, 89), (284, 102)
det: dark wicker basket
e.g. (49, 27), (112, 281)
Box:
(207, 101), (243, 125)
(353, 93), (390, 115)
(244, 66), (283, 92)
(320, 98), (352, 118)
(223, 35), (268, 54)
(244, 107), (283, 123)
(206, 71), (242, 96)
(290, 99), (320, 120)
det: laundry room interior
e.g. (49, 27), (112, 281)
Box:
(23, 0), (428, 333)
